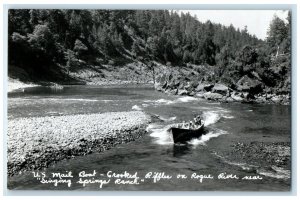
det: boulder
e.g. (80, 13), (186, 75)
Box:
(184, 82), (192, 91)
(156, 73), (173, 88)
(266, 93), (274, 100)
(195, 83), (205, 92)
(271, 95), (283, 103)
(231, 92), (243, 101)
(204, 84), (214, 92)
(203, 92), (223, 100)
(178, 89), (189, 96)
(256, 96), (267, 103)
(196, 83), (214, 92)
(189, 91), (196, 96)
(236, 75), (263, 94)
(195, 92), (205, 98)
(167, 89), (178, 95)
(220, 96), (228, 103)
(281, 95), (290, 105)
(184, 81), (198, 92)
(190, 81), (199, 89)
(154, 83), (163, 91)
(162, 81), (168, 89)
(212, 84), (229, 96)
(168, 78), (180, 89)
(225, 97), (235, 103)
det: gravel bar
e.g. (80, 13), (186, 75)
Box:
(7, 111), (151, 176)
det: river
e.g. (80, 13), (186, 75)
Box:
(7, 85), (291, 191)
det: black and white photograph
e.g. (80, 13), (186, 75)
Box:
(6, 7), (293, 192)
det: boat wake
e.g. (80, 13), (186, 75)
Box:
(188, 129), (228, 146)
(159, 116), (177, 122)
(148, 124), (174, 145)
(202, 111), (221, 125)
(202, 110), (234, 125)
(148, 122), (227, 146)
(143, 96), (199, 107)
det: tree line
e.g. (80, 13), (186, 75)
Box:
(8, 9), (291, 91)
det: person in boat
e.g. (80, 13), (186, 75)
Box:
(178, 121), (185, 129)
(193, 116), (202, 129)
(184, 121), (189, 129)
(189, 121), (194, 129)
(176, 116), (202, 129)
(195, 116), (202, 125)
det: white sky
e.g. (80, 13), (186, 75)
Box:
(179, 10), (289, 40)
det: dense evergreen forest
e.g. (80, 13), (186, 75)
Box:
(8, 9), (291, 95)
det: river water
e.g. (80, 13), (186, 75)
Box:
(7, 85), (291, 191)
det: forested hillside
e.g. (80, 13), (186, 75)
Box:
(8, 9), (291, 102)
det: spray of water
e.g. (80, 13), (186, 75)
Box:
(203, 111), (221, 126)
(132, 105), (143, 111)
(188, 129), (228, 146)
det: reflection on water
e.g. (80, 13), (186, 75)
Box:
(7, 85), (291, 191)
(172, 144), (191, 157)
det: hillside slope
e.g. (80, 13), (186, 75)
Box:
(8, 10), (290, 104)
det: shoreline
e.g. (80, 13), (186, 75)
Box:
(154, 66), (290, 105)
(7, 111), (151, 176)
(7, 78), (154, 93)
(8, 78), (39, 93)
(155, 83), (290, 105)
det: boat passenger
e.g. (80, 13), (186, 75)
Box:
(182, 121), (186, 128)
(193, 118), (197, 125)
(184, 122), (189, 129)
(195, 116), (202, 125)
(189, 121), (194, 129)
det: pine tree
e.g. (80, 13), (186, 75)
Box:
(267, 15), (288, 57)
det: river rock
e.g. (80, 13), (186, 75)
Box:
(7, 111), (151, 176)
(195, 83), (205, 92)
(178, 89), (189, 96)
(231, 92), (243, 101)
(154, 83), (163, 91)
(195, 83), (214, 92)
(226, 97), (235, 103)
(189, 91), (196, 96)
(188, 81), (199, 89)
(204, 84), (214, 92)
(203, 92), (223, 100)
(236, 75), (263, 94)
(156, 73), (173, 89)
(166, 88), (178, 95)
(178, 80), (188, 90)
(212, 84), (229, 96)
(271, 95), (283, 103)
(195, 92), (205, 98)
(168, 78), (180, 89)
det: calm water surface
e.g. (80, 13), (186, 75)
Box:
(7, 85), (291, 191)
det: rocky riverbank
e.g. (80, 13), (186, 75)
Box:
(154, 67), (290, 105)
(7, 111), (151, 176)
(215, 142), (291, 179)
